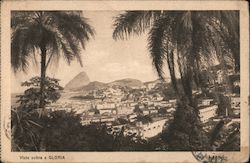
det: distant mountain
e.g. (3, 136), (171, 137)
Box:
(80, 78), (143, 92)
(81, 81), (106, 91)
(64, 71), (90, 91)
(64, 75), (145, 92)
(108, 78), (143, 88)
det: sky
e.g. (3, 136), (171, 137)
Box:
(11, 11), (169, 93)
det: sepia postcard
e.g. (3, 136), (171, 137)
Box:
(0, 0), (249, 162)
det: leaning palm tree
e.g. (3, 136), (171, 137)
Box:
(113, 11), (239, 150)
(11, 11), (95, 109)
(113, 11), (239, 105)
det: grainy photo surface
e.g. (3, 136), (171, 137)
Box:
(1, 0), (249, 162)
(11, 10), (241, 152)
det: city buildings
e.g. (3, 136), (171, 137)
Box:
(45, 75), (240, 142)
(141, 118), (168, 139)
(199, 105), (218, 123)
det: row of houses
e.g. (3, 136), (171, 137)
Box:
(81, 107), (174, 140)
(109, 117), (169, 139)
(198, 98), (218, 123)
(197, 92), (241, 124)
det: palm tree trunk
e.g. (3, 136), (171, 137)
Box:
(166, 50), (179, 96)
(39, 45), (46, 109)
(183, 69), (193, 105)
(176, 50), (193, 105)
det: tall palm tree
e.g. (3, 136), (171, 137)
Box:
(11, 11), (95, 109)
(113, 11), (239, 105)
(113, 11), (239, 150)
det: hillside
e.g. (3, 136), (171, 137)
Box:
(81, 81), (107, 91)
(108, 78), (143, 88)
(64, 74), (145, 92)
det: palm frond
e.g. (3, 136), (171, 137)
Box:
(48, 11), (95, 45)
(11, 24), (40, 72)
(147, 16), (168, 79)
(219, 11), (239, 40)
(166, 50), (179, 94)
(11, 11), (38, 29)
(113, 11), (160, 40)
(11, 11), (95, 72)
(206, 11), (239, 71)
(46, 11), (95, 67)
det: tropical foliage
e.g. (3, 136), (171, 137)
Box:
(12, 108), (156, 151)
(161, 100), (210, 150)
(12, 107), (43, 151)
(11, 11), (95, 108)
(113, 11), (239, 150)
(16, 76), (63, 109)
(11, 77), (63, 150)
(113, 11), (239, 104)
(11, 11), (240, 152)
(11, 78), (152, 151)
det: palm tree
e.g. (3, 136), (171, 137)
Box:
(113, 11), (239, 105)
(113, 11), (239, 150)
(11, 11), (95, 108)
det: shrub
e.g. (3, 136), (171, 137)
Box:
(161, 100), (210, 150)
(12, 107), (155, 151)
(11, 107), (43, 151)
(12, 108), (114, 151)
(16, 76), (63, 109)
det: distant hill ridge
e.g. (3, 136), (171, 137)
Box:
(78, 78), (143, 92)
(64, 72), (163, 92)
(108, 78), (143, 87)
(80, 81), (106, 91)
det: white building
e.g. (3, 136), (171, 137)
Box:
(159, 101), (173, 108)
(129, 102), (137, 107)
(142, 109), (150, 115)
(100, 116), (116, 123)
(231, 96), (240, 116)
(148, 106), (155, 110)
(149, 109), (158, 114)
(141, 119), (168, 139)
(88, 111), (95, 116)
(128, 114), (137, 122)
(166, 107), (176, 113)
(168, 99), (177, 103)
(198, 98), (214, 107)
(231, 96), (240, 109)
(99, 108), (117, 115)
(199, 105), (218, 123)
(139, 105), (145, 109)
(90, 117), (101, 123)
